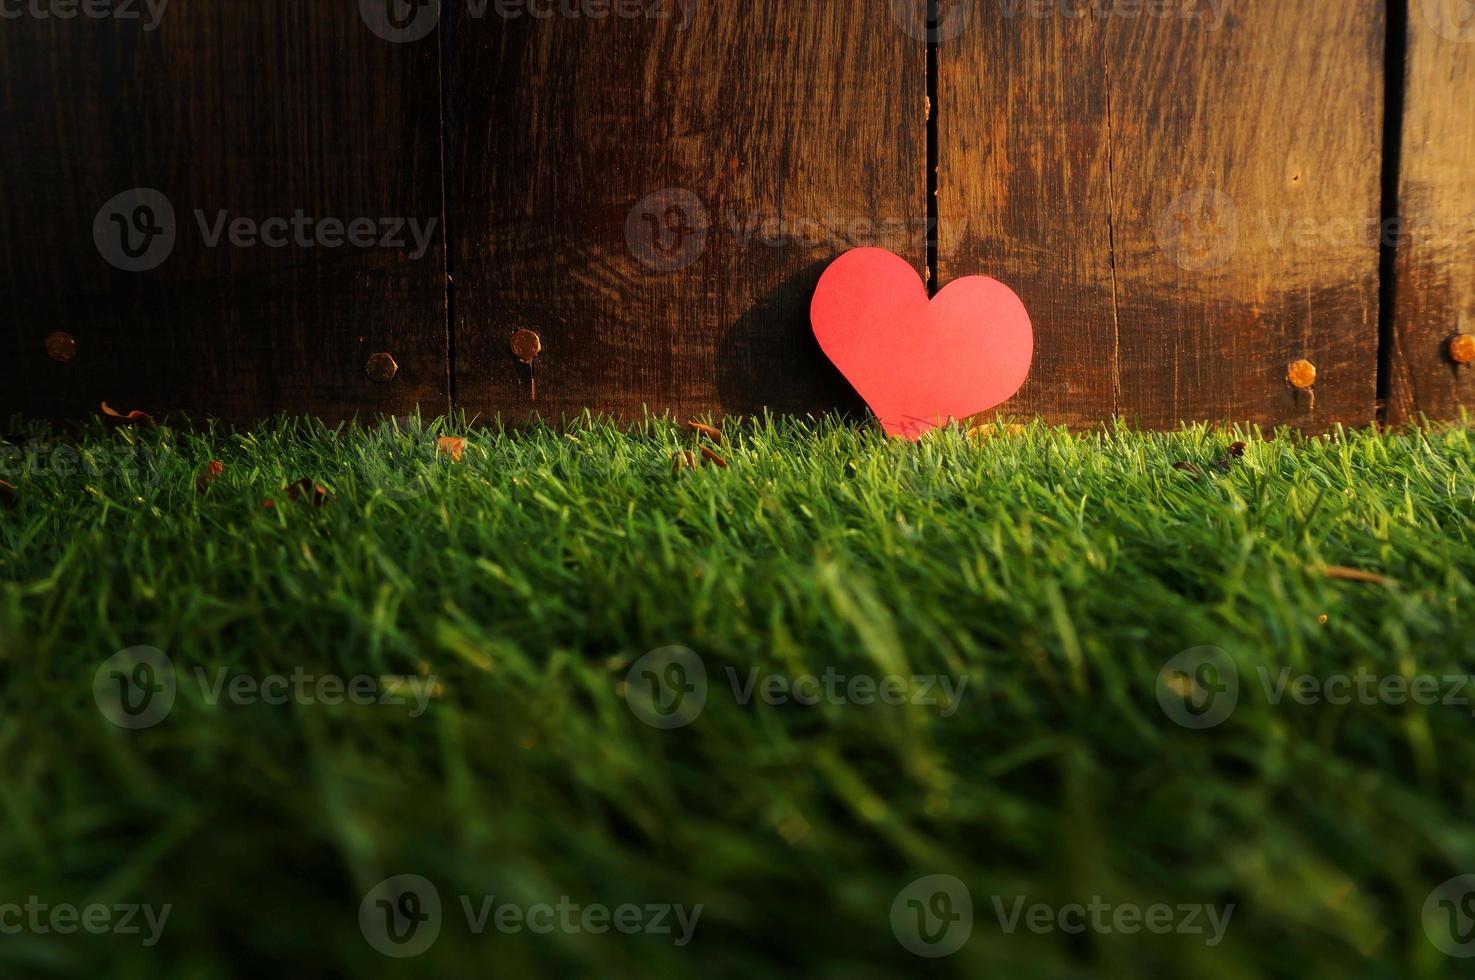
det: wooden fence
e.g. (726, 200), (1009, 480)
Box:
(2, 1), (1471, 428)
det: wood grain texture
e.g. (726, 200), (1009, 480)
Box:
(941, 1), (1385, 430)
(449, 0), (925, 423)
(1388, 0), (1475, 422)
(937, 5), (1118, 428)
(0, 1), (447, 423)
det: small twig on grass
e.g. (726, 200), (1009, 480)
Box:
(1318, 566), (1395, 586)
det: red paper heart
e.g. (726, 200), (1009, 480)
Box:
(811, 248), (1033, 439)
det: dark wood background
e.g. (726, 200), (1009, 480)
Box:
(2, 0), (1470, 428)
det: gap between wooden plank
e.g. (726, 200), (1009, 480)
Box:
(927, 1), (940, 296)
(1100, 31), (1123, 420)
(440, 10), (459, 413)
(1378, 0), (1410, 424)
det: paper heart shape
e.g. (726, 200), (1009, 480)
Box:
(811, 248), (1033, 439)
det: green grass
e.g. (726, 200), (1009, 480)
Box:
(2, 414), (1474, 978)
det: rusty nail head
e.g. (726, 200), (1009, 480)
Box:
(1287, 359), (1317, 390)
(1449, 334), (1475, 365)
(366, 352), (399, 383)
(45, 331), (77, 363)
(510, 329), (543, 363)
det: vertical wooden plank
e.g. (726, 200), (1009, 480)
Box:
(1107, 2), (1384, 430)
(941, 2), (1384, 430)
(937, 6), (1119, 427)
(450, 1), (925, 422)
(1389, 0), (1475, 422)
(0, 1), (447, 423)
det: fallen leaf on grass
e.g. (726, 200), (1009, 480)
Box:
(686, 420), (724, 443)
(436, 436), (466, 462)
(285, 478), (331, 508)
(672, 450), (699, 474)
(196, 460), (224, 493)
(1212, 441), (1249, 473)
(100, 402), (156, 426)
(699, 445), (729, 469)
(1175, 442), (1249, 477)
(1318, 566), (1394, 586)
(261, 478), (331, 509)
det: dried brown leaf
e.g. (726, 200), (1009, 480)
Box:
(99, 402), (156, 426)
(285, 478), (330, 508)
(1319, 566), (1393, 586)
(196, 459), (224, 493)
(437, 436), (466, 462)
(686, 420), (724, 444)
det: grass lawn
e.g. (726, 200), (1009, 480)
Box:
(2, 414), (1474, 978)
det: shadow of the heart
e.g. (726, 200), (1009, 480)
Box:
(715, 258), (870, 422)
